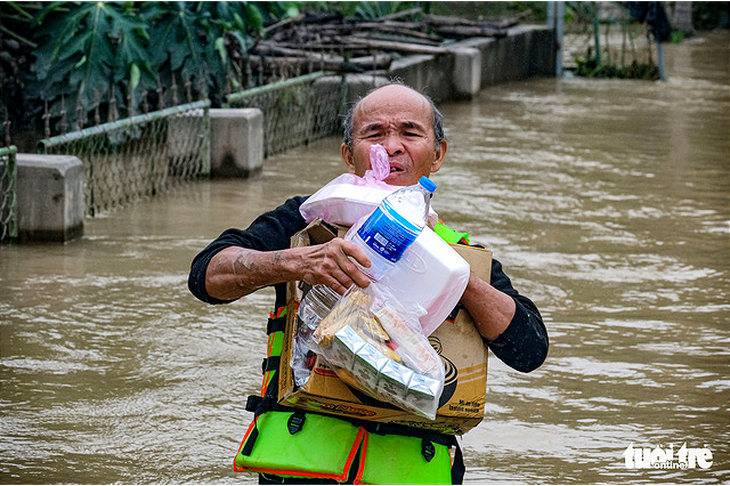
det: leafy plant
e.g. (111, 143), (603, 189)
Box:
(28, 2), (151, 111)
(6, 1), (301, 133)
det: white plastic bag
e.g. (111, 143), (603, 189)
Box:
(299, 145), (398, 226)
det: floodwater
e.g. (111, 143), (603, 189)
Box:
(1, 31), (728, 484)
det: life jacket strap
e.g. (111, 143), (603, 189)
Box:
(266, 315), (287, 335)
(287, 411), (306, 435)
(261, 356), (281, 374)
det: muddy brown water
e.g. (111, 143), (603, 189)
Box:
(1, 31), (728, 484)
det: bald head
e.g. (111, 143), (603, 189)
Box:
(343, 83), (445, 151)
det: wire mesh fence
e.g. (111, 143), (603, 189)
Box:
(0, 145), (18, 243)
(38, 101), (210, 218)
(226, 71), (346, 158)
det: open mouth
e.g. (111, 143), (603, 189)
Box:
(389, 166), (404, 173)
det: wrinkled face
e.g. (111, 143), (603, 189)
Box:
(341, 85), (447, 186)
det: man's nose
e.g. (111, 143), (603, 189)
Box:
(381, 133), (404, 155)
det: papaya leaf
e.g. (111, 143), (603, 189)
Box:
(146, 2), (205, 74)
(214, 37), (227, 63)
(29, 1), (149, 109)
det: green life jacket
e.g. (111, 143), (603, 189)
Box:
(234, 222), (471, 484)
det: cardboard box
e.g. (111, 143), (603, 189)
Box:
(278, 219), (492, 435)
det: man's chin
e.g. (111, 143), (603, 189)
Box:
(384, 171), (414, 186)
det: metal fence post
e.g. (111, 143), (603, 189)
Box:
(0, 145), (18, 243)
(547, 1), (565, 77)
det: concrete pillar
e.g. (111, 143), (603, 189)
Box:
(449, 47), (482, 99)
(209, 108), (263, 178)
(16, 154), (84, 243)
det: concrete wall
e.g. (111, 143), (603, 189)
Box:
(387, 25), (556, 103)
(460, 25), (556, 88)
(313, 25), (555, 107)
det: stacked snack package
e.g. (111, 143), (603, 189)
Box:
(307, 282), (444, 420)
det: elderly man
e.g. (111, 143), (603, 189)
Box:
(188, 83), (548, 484)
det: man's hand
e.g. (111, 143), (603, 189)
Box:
(205, 238), (372, 301)
(297, 238), (372, 294)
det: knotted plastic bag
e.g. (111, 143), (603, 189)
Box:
(299, 145), (399, 226)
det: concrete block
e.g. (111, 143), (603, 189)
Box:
(16, 154), (84, 243)
(452, 25), (555, 89)
(449, 47), (482, 99)
(209, 108), (263, 178)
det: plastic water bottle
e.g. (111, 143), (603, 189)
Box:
(347, 176), (437, 281)
(298, 176), (437, 330)
(297, 281), (343, 332)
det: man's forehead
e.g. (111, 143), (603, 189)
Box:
(353, 86), (432, 127)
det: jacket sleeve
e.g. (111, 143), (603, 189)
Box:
(484, 258), (549, 373)
(188, 196), (308, 305)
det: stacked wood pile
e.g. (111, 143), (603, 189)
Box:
(234, 7), (532, 76)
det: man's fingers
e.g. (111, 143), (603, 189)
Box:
(337, 241), (372, 288)
(328, 273), (353, 295)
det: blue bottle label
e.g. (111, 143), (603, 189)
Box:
(357, 207), (418, 263)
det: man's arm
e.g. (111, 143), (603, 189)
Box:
(460, 258), (549, 373)
(204, 238), (373, 301)
(460, 273), (515, 341)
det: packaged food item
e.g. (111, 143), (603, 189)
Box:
(347, 218), (470, 337)
(373, 305), (440, 375)
(299, 145), (395, 226)
(305, 283), (445, 419)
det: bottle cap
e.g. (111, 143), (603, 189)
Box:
(418, 176), (437, 193)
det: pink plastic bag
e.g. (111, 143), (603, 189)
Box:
(299, 145), (400, 226)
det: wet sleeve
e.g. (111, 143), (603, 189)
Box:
(484, 258), (549, 373)
(188, 196), (308, 305)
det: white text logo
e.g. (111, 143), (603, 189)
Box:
(623, 443), (713, 470)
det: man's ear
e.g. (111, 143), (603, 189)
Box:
(341, 143), (356, 173)
(430, 140), (448, 173)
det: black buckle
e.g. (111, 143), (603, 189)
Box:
(287, 411), (306, 435)
(421, 438), (435, 462)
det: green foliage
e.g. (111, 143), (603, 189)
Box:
(574, 56), (659, 80)
(671, 30), (686, 44)
(28, 2), (150, 109)
(13, 1), (301, 129)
